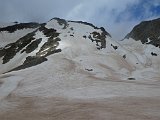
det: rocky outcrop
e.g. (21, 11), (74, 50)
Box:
(0, 22), (40, 33)
(125, 18), (160, 47)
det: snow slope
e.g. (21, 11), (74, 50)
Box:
(0, 18), (160, 120)
(0, 18), (110, 74)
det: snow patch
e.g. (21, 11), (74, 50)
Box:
(0, 75), (23, 100)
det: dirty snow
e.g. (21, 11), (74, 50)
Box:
(0, 20), (160, 120)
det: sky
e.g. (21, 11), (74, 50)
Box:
(0, 0), (160, 39)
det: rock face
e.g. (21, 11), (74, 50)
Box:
(0, 22), (40, 33)
(125, 18), (160, 47)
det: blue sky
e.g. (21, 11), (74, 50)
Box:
(0, 0), (160, 39)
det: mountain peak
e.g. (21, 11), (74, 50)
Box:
(0, 18), (112, 73)
(125, 18), (160, 47)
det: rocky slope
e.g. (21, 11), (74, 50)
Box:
(122, 18), (160, 70)
(125, 18), (160, 47)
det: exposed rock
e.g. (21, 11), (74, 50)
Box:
(37, 38), (61, 57)
(39, 25), (60, 39)
(151, 52), (158, 56)
(128, 78), (136, 80)
(123, 55), (126, 59)
(21, 38), (42, 54)
(83, 35), (87, 39)
(125, 18), (160, 47)
(0, 22), (40, 33)
(111, 44), (118, 50)
(7, 56), (48, 72)
(85, 68), (93, 71)
(50, 18), (68, 29)
(0, 31), (36, 64)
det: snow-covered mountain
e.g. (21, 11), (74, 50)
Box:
(0, 18), (160, 120)
(0, 18), (111, 73)
(122, 18), (160, 69)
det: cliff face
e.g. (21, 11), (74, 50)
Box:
(125, 18), (160, 47)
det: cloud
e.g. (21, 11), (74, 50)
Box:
(65, 0), (160, 39)
(0, 0), (159, 39)
(0, 0), (80, 22)
(65, 0), (136, 39)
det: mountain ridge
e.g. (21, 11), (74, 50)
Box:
(0, 18), (112, 73)
(125, 18), (160, 47)
(0, 17), (160, 74)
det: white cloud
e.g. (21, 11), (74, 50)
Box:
(65, 0), (140, 39)
(0, 0), (159, 39)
